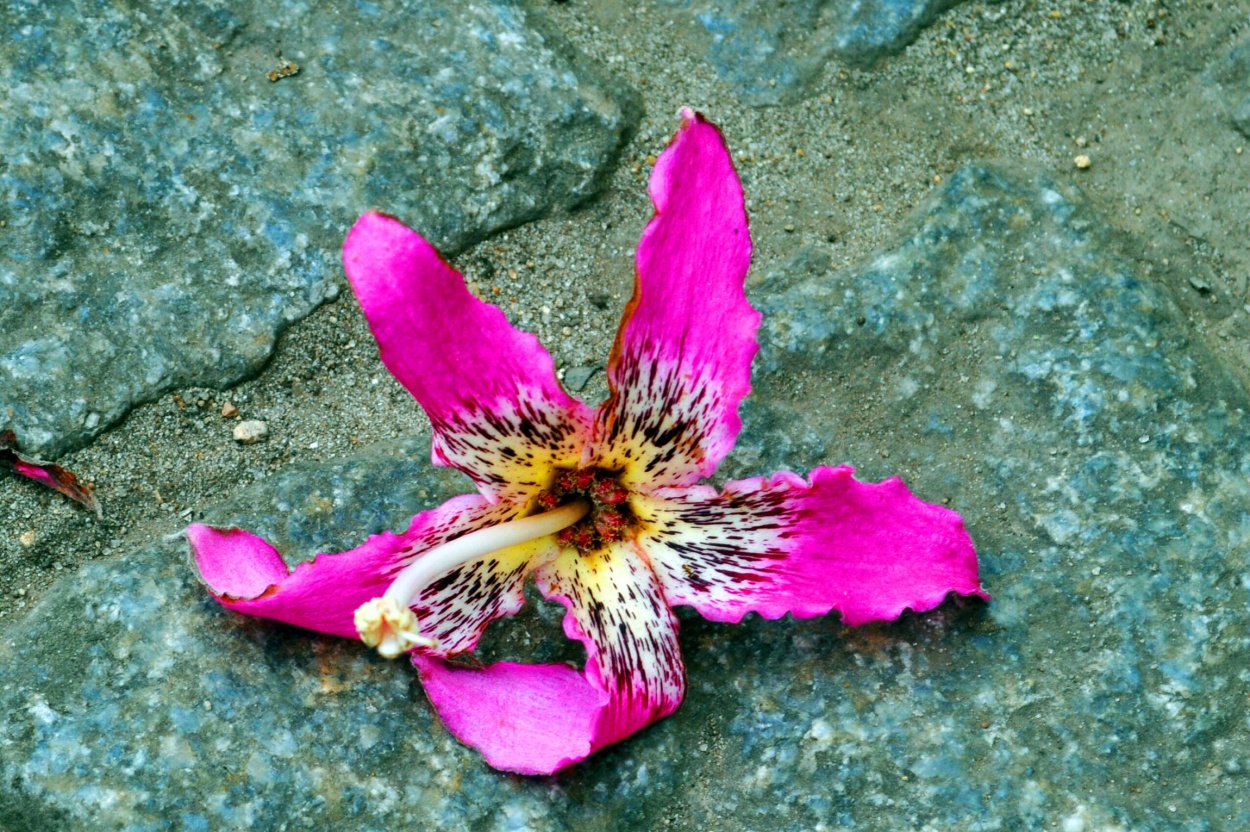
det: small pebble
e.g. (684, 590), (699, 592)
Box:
(221, 401), (239, 418)
(233, 420), (268, 444)
(267, 61), (300, 82)
(19, 530), (36, 548)
(1074, 155), (1091, 170)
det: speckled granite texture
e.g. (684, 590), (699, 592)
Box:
(3, 165), (1249, 830)
(663, 0), (963, 104)
(0, 0), (636, 458)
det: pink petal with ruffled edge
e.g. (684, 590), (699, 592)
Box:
(636, 465), (987, 627)
(414, 541), (685, 774)
(589, 109), (758, 490)
(188, 494), (544, 654)
(343, 212), (593, 503)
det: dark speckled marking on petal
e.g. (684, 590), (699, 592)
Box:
(415, 540), (548, 657)
(430, 385), (588, 503)
(383, 499), (547, 658)
(535, 541), (685, 730)
(592, 347), (731, 490)
(632, 484), (801, 612)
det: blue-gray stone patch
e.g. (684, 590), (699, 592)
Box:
(0, 0), (636, 458)
(1207, 35), (1250, 139)
(663, 0), (964, 104)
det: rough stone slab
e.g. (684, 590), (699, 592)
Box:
(738, 164), (1250, 829)
(663, 0), (963, 104)
(0, 0), (636, 458)
(4, 165), (1250, 829)
(1206, 35), (1250, 138)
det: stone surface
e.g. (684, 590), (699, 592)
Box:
(1207, 36), (1250, 138)
(737, 164), (1250, 829)
(4, 165), (1250, 829)
(0, 0), (636, 458)
(663, 0), (964, 104)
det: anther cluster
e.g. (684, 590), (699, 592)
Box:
(538, 467), (635, 553)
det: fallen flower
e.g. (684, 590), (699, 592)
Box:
(1, 430), (101, 518)
(188, 109), (987, 775)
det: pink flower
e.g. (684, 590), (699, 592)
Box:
(188, 110), (986, 775)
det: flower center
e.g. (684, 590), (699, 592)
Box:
(536, 466), (636, 554)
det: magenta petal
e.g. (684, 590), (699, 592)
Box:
(534, 542), (686, 748)
(187, 495), (536, 651)
(187, 524), (290, 601)
(13, 461), (61, 492)
(343, 213), (593, 501)
(590, 109), (759, 489)
(188, 520), (401, 639)
(413, 656), (607, 775)
(638, 465), (987, 627)
(414, 541), (687, 774)
(785, 467), (986, 624)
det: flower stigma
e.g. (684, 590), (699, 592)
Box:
(354, 498), (592, 657)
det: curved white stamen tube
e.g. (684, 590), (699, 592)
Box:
(355, 498), (591, 658)
(384, 498), (591, 605)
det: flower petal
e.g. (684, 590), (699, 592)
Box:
(343, 212), (593, 503)
(2, 430), (102, 517)
(413, 657), (607, 775)
(535, 542), (686, 745)
(414, 541), (686, 774)
(188, 494), (544, 654)
(589, 110), (758, 490)
(634, 466), (987, 626)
